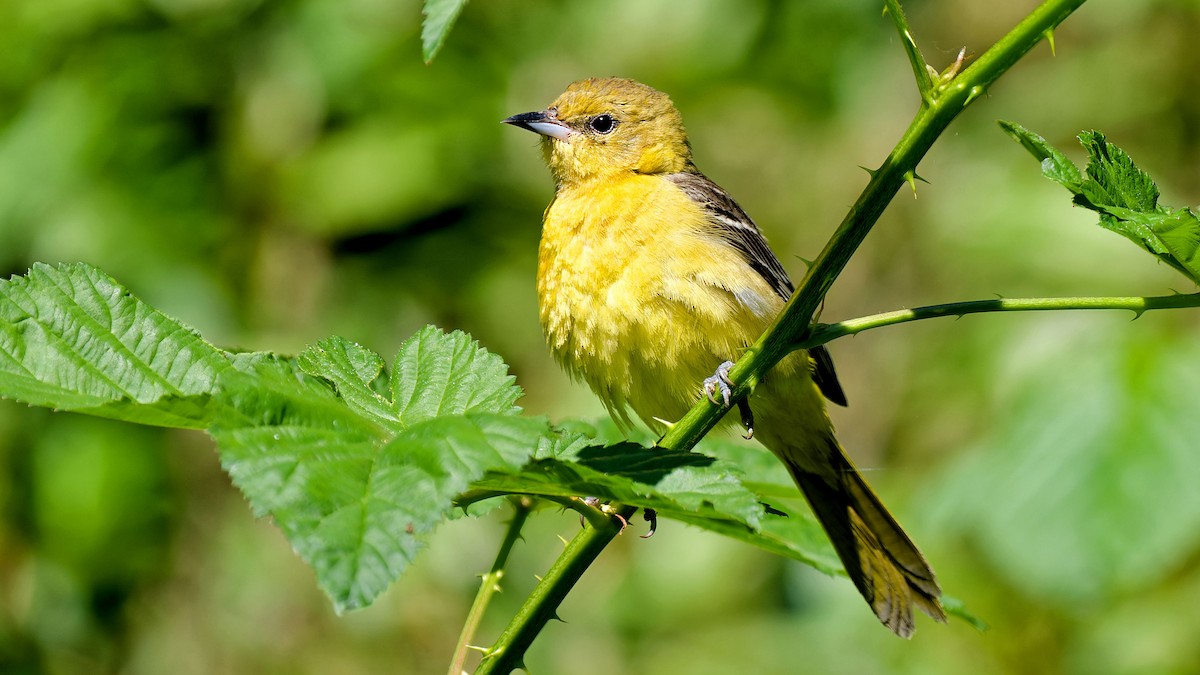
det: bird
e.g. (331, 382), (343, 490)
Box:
(503, 77), (944, 637)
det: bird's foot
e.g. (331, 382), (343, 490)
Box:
(703, 360), (736, 407)
(578, 498), (658, 537)
(703, 361), (754, 438)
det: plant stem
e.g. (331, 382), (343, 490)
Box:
(800, 293), (1200, 347)
(448, 497), (534, 675)
(884, 0), (935, 104)
(475, 505), (636, 674)
(658, 0), (1087, 453)
(478, 0), (1088, 670)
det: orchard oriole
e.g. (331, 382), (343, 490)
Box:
(504, 77), (944, 637)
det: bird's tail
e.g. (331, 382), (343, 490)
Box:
(782, 438), (945, 638)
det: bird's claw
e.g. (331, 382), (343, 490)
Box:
(737, 398), (755, 440)
(578, 499), (656, 537)
(641, 509), (658, 539)
(579, 496), (629, 531)
(703, 360), (736, 407)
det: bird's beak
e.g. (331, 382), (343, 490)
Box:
(502, 110), (573, 141)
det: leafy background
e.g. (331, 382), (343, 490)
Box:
(3, 0), (1200, 673)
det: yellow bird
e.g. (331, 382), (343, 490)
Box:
(504, 77), (944, 637)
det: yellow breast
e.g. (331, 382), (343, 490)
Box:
(536, 173), (784, 427)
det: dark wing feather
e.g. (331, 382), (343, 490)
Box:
(666, 171), (847, 406)
(808, 344), (847, 406)
(667, 172), (794, 299)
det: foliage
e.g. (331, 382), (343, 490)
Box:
(1001, 122), (1200, 285)
(0, 263), (842, 613)
(3, 1), (1200, 674)
(422, 0), (471, 63)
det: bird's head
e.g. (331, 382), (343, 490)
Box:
(503, 77), (694, 186)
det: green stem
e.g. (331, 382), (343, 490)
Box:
(658, 0), (1086, 453)
(800, 293), (1200, 347)
(884, 0), (935, 104)
(475, 505), (636, 674)
(456, 492), (613, 530)
(477, 0), (1088, 670)
(449, 497), (534, 675)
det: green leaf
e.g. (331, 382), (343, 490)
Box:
(1076, 130), (1159, 213)
(421, 0), (470, 63)
(297, 337), (396, 427)
(0, 262), (235, 427)
(216, 328), (543, 611)
(1001, 122), (1200, 284)
(998, 120), (1082, 189)
(1149, 208), (1200, 270)
(387, 325), (523, 423)
(0, 264), (893, 608)
(468, 433), (844, 576)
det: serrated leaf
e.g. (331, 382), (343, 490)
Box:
(1077, 130), (1159, 212)
(298, 337), (396, 427)
(0, 262), (235, 427)
(217, 328), (542, 611)
(998, 120), (1082, 188)
(421, 0), (469, 63)
(1150, 208), (1200, 270)
(1003, 122), (1200, 284)
(390, 325), (522, 425)
(469, 434), (843, 574)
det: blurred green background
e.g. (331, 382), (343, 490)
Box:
(3, 0), (1200, 672)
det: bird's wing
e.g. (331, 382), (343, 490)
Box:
(666, 171), (847, 406)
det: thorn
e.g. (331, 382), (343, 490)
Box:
(940, 46), (968, 82)
(964, 85), (985, 107)
(903, 170), (920, 197)
(1130, 310), (1145, 321)
(533, 574), (543, 582)
(551, 612), (567, 623)
(1044, 28), (1056, 56)
(859, 165), (878, 178)
(651, 416), (675, 428)
(795, 255), (815, 270)
(557, 534), (570, 547)
(466, 644), (489, 654)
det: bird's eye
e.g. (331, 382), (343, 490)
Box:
(588, 114), (617, 135)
